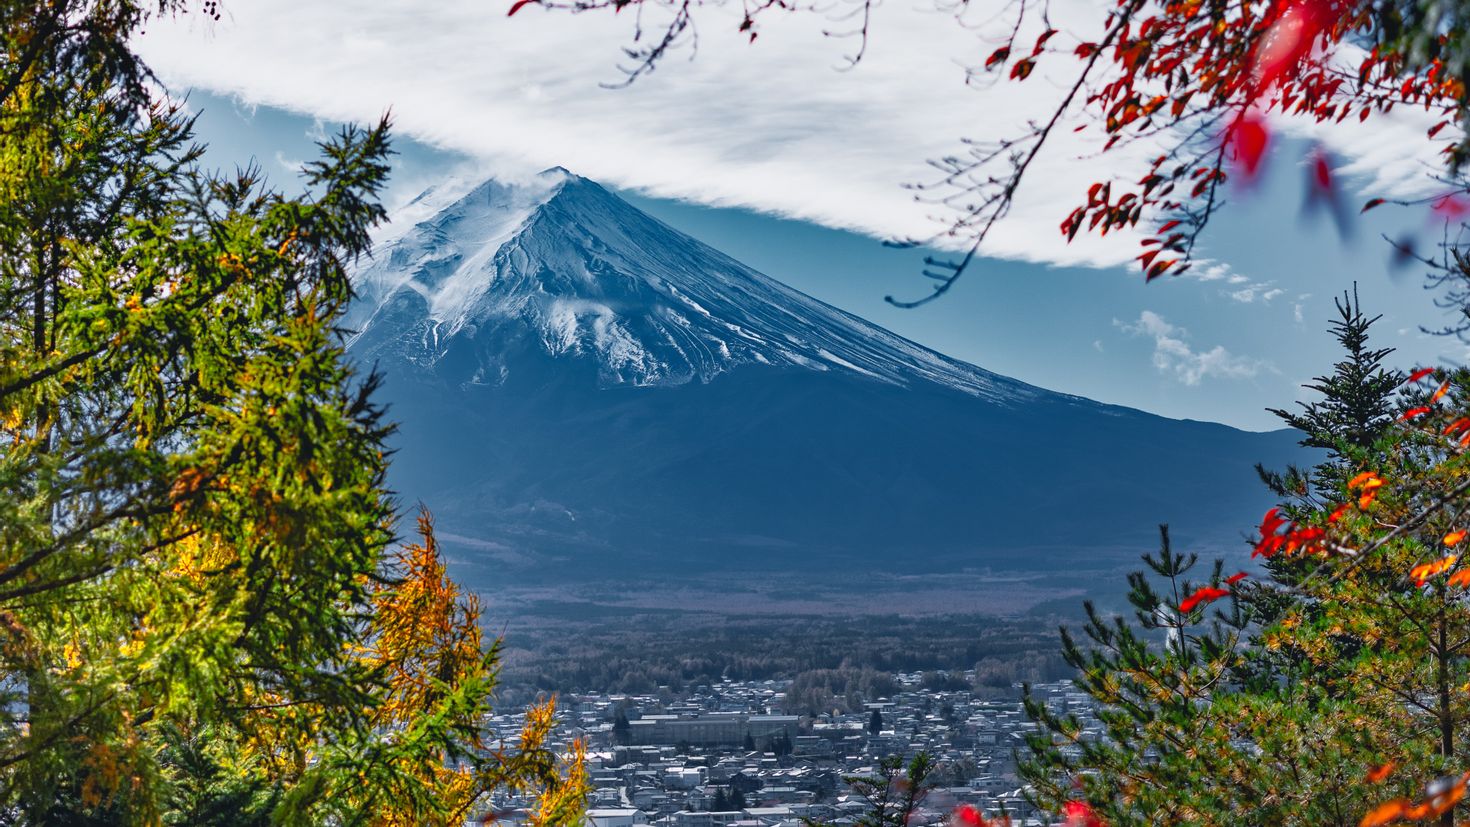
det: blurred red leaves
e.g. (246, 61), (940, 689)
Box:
(1062, 800), (1105, 827)
(1179, 586), (1231, 612)
(1228, 112), (1272, 181)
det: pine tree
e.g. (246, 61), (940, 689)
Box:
(1019, 527), (1274, 824)
(867, 708), (883, 735)
(1020, 298), (1470, 825)
(806, 753), (935, 827)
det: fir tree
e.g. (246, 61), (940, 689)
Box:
(867, 708), (883, 735)
(1260, 284), (1402, 500)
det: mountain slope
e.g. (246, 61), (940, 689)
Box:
(349, 169), (1306, 588)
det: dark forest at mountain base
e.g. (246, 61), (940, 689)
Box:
(491, 609), (1078, 706)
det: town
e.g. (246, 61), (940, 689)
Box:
(484, 674), (1099, 827)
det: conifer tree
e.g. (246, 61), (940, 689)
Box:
(1268, 286), (1403, 458)
(1021, 298), (1470, 825)
(0, 2), (588, 822)
(1259, 285), (1403, 502)
(806, 752), (935, 827)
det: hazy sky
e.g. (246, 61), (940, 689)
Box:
(135, 4), (1470, 431)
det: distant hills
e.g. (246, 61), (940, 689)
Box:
(346, 169), (1308, 596)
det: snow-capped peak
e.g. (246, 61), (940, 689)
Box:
(348, 169), (1046, 403)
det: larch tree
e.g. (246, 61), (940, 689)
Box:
(0, 0), (587, 822)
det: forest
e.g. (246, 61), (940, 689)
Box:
(493, 612), (1073, 705)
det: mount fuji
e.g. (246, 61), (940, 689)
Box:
(347, 168), (1306, 592)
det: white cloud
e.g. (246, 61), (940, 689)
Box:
(273, 150), (305, 175)
(1117, 311), (1271, 385)
(132, 1), (1451, 271)
(1185, 260), (1283, 304)
(1226, 283), (1285, 304)
(1191, 262), (1234, 282)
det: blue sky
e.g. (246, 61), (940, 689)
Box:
(180, 87), (1455, 433)
(131, 1), (1468, 435)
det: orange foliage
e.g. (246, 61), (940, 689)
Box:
(1361, 772), (1470, 825)
(1409, 555), (1457, 587)
(361, 508), (589, 826)
(1365, 762), (1396, 784)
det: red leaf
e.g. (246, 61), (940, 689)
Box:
(1145, 258), (1177, 281)
(1311, 151), (1332, 192)
(985, 47), (1010, 69)
(1407, 367), (1436, 384)
(1062, 799), (1105, 827)
(1361, 198), (1386, 212)
(1180, 586), (1230, 613)
(1260, 507), (1286, 537)
(952, 805), (995, 827)
(1225, 571), (1249, 585)
(1010, 58), (1036, 80)
(1032, 28), (1058, 55)
(507, 0), (539, 15)
(1434, 195), (1470, 220)
(1228, 112), (1270, 181)
(1401, 406), (1432, 421)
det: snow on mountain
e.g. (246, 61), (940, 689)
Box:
(346, 168), (1309, 586)
(349, 168), (1048, 404)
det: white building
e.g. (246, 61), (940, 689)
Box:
(587, 808), (650, 827)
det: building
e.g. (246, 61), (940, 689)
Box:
(625, 713), (799, 747)
(586, 808), (650, 827)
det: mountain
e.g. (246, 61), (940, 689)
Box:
(347, 169), (1307, 593)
